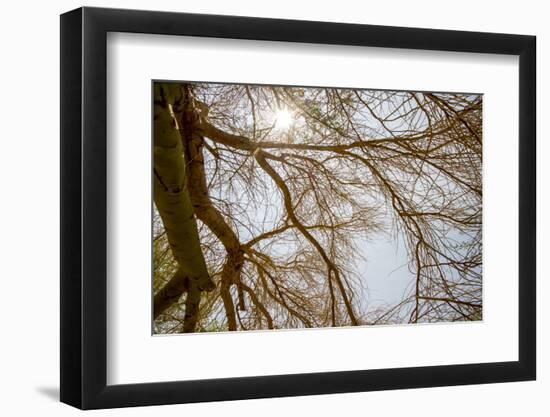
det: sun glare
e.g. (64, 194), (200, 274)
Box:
(274, 109), (293, 130)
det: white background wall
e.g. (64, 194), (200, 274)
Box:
(0, 0), (546, 415)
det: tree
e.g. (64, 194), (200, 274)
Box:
(153, 82), (482, 333)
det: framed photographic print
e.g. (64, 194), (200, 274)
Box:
(60, 6), (536, 409)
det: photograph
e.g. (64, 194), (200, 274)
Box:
(152, 81), (483, 334)
(51, 2), (539, 412)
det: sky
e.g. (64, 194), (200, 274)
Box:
(357, 232), (413, 309)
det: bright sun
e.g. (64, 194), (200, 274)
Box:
(274, 109), (293, 130)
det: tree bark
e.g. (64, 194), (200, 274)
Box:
(153, 83), (214, 324)
(179, 85), (244, 331)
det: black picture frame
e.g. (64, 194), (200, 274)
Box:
(60, 6), (536, 410)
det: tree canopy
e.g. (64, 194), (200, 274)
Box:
(153, 82), (482, 333)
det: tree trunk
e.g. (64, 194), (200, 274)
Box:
(180, 84), (244, 331)
(153, 83), (214, 325)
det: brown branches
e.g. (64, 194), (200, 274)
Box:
(153, 82), (483, 333)
(199, 118), (459, 154)
(253, 149), (359, 326)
